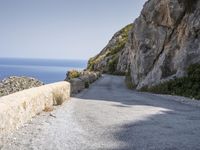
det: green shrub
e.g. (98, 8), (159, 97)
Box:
(106, 24), (133, 58)
(125, 76), (135, 89)
(106, 42), (126, 57)
(87, 24), (133, 72)
(67, 70), (81, 80)
(187, 63), (200, 80)
(108, 56), (119, 73)
(87, 58), (95, 71)
(141, 63), (200, 100)
(125, 67), (135, 89)
(85, 81), (89, 88)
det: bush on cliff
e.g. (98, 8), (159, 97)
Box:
(108, 56), (119, 73)
(125, 67), (135, 89)
(84, 81), (90, 88)
(141, 63), (200, 100)
(105, 24), (132, 58)
(67, 70), (81, 80)
(87, 57), (95, 71)
(87, 24), (133, 73)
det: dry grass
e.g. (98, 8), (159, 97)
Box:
(43, 106), (54, 112)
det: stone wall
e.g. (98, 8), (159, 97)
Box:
(0, 81), (70, 134)
(69, 78), (85, 94)
(66, 71), (101, 95)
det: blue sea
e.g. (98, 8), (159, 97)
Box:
(0, 58), (87, 84)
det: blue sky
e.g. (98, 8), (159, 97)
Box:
(0, 0), (146, 60)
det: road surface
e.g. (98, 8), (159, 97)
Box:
(1, 75), (200, 150)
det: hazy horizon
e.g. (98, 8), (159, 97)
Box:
(0, 0), (146, 60)
(0, 56), (87, 61)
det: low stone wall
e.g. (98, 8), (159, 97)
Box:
(66, 71), (101, 94)
(79, 71), (101, 84)
(70, 78), (85, 94)
(0, 81), (70, 134)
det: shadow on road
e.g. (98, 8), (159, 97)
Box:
(72, 75), (200, 150)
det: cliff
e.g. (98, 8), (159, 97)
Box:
(87, 24), (133, 74)
(88, 0), (200, 89)
(127, 0), (200, 89)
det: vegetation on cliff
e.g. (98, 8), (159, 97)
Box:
(125, 67), (135, 89)
(141, 64), (200, 100)
(66, 70), (81, 80)
(87, 24), (133, 74)
(87, 0), (200, 100)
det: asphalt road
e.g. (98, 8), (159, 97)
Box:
(1, 75), (200, 150)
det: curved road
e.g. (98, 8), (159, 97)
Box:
(1, 75), (200, 150)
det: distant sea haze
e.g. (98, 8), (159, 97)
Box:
(0, 58), (87, 83)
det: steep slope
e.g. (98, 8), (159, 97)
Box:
(126, 0), (200, 89)
(87, 24), (133, 74)
(87, 0), (200, 90)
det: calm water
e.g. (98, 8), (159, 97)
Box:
(0, 58), (87, 83)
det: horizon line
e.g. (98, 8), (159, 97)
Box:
(0, 56), (88, 61)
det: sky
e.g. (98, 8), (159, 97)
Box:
(0, 0), (146, 60)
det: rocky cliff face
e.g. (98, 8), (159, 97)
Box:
(88, 0), (200, 89)
(87, 24), (133, 74)
(127, 0), (200, 89)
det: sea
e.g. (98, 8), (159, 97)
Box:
(0, 58), (87, 84)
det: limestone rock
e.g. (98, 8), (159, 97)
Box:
(126, 0), (200, 89)
(87, 24), (133, 74)
(87, 0), (200, 89)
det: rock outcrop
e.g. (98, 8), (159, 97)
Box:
(88, 0), (200, 89)
(87, 24), (133, 74)
(0, 76), (44, 97)
(127, 0), (200, 89)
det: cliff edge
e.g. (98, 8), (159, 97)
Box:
(88, 0), (200, 89)
(87, 24), (133, 74)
